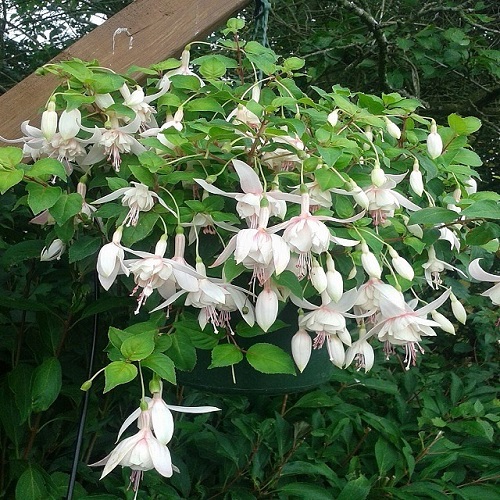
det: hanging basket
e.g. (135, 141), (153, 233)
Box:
(178, 324), (334, 395)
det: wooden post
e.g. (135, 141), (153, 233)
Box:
(0, 0), (250, 139)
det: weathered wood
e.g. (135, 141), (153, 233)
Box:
(0, 0), (250, 139)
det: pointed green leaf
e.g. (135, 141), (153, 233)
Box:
(246, 343), (295, 375)
(68, 236), (102, 263)
(49, 193), (83, 225)
(15, 465), (48, 500)
(408, 207), (459, 226)
(28, 158), (67, 180)
(209, 344), (243, 368)
(31, 357), (62, 413)
(26, 183), (62, 214)
(142, 352), (176, 384)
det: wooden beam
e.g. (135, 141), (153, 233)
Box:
(0, 0), (250, 139)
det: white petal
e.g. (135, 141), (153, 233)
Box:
(255, 289), (278, 332)
(232, 159), (263, 194)
(469, 259), (500, 282)
(147, 436), (174, 477)
(151, 401), (174, 445)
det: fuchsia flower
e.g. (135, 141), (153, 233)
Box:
(195, 159), (295, 228)
(97, 226), (129, 290)
(469, 259), (500, 305)
(366, 286), (451, 369)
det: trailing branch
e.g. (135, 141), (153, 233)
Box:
(339, 0), (390, 92)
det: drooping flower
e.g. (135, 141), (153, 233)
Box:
(468, 258), (500, 305)
(327, 109), (339, 127)
(388, 247), (414, 281)
(195, 159), (296, 228)
(366, 287), (451, 369)
(81, 115), (145, 171)
(40, 238), (65, 261)
(384, 117), (401, 140)
(360, 242), (382, 279)
(255, 284), (279, 332)
(450, 292), (467, 324)
(91, 409), (176, 496)
(364, 172), (421, 226)
(119, 82), (169, 127)
(422, 245), (465, 289)
(96, 226), (129, 290)
(410, 159), (424, 197)
(163, 48), (205, 86)
(344, 327), (375, 372)
(93, 182), (176, 226)
(41, 100), (58, 141)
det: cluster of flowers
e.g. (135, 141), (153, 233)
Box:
(2, 33), (497, 491)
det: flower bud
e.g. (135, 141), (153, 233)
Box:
(59, 108), (81, 140)
(371, 165), (387, 188)
(40, 239), (65, 261)
(384, 117), (401, 140)
(255, 288), (278, 332)
(311, 258), (328, 293)
(361, 242), (382, 279)
(326, 254), (343, 302)
(464, 177), (477, 195)
(80, 380), (92, 391)
(94, 93), (115, 110)
(427, 120), (443, 159)
(431, 310), (455, 335)
(291, 328), (312, 372)
(327, 109), (339, 127)
(327, 335), (345, 368)
(154, 234), (168, 257)
(410, 159), (424, 197)
(41, 100), (58, 141)
(349, 182), (370, 209)
(363, 126), (373, 150)
(389, 247), (414, 281)
(450, 293), (467, 325)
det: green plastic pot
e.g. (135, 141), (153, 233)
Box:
(177, 323), (334, 395)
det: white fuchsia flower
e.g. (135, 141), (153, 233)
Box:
(227, 85), (261, 130)
(119, 83), (169, 127)
(40, 238), (65, 261)
(90, 409), (176, 495)
(327, 109), (339, 127)
(344, 327), (375, 372)
(195, 159), (296, 228)
(450, 293), (467, 324)
(41, 101), (58, 141)
(427, 120), (443, 159)
(261, 131), (305, 171)
(361, 242), (382, 279)
(310, 257), (328, 293)
(93, 182), (175, 227)
(163, 48), (204, 86)
(211, 205), (290, 285)
(367, 287), (451, 369)
(468, 258), (500, 305)
(388, 247), (414, 281)
(141, 108), (184, 149)
(325, 253), (343, 302)
(422, 245), (465, 289)
(97, 226), (129, 290)
(272, 192), (360, 278)
(183, 213), (239, 245)
(364, 172), (420, 226)
(81, 115), (145, 171)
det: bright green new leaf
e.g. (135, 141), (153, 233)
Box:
(49, 193), (83, 225)
(26, 182), (62, 214)
(104, 361), (138, 393)
(209, 344), (243, 368)
(28, 158), (67, 180)
(448, 113), (481, 135)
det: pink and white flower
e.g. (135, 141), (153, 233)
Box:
(469, 258), (500, 305)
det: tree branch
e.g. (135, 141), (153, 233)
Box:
(339, 0), (389, 92)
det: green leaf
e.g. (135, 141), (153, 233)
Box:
(448, 114), (481, 135)
(68, 236), (101, 263)
(138, 151), (166, 173)
(27, 158), (67, 180)
(106, 103), (136, 120)
(104, 361), (137, 392)
(375, 438), (399, 474)
(0, 146), (23, 168)
(59, 60), (93, 82)
(273, 270), (304, 299)
(337, 476), (371, 500)
(108, 326), (134, 350)
(237, 319), (288, 338)
(407, 207), (459, 226)
(186, 97), (226, 115)
(121, 211), (159, 245)
(15, 465), (48, 500)
(26, 183), (62, 214)
(276, 483), (333, 500)
(167, 330), (196, 371)
(466, 222), (500, 245)
(333, 94), (360, 116)
(246, 343), (295, 375)
(8, 364), (34, 424)
(1, 240), (45, 267)
(199, 56), (227, 79)
(31, 357), (62, 413)
(62, 93), (95, 110)
(121, 331), (156, 361)
(49, 193), (83, 225)
(283, 56), (305, 71)
(129, 164), (155, 185)
(142, 352), (176, 384)
(223, 256), (246, 282)
(0, 168), (24, 194)
(462, 200), (500, 219)
(90, 72), (126, 93)
(209, 344), (243, 368)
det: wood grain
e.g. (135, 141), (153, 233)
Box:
(0, 0), (249, 139)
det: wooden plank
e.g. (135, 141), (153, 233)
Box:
(0, 0), (250, 139)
